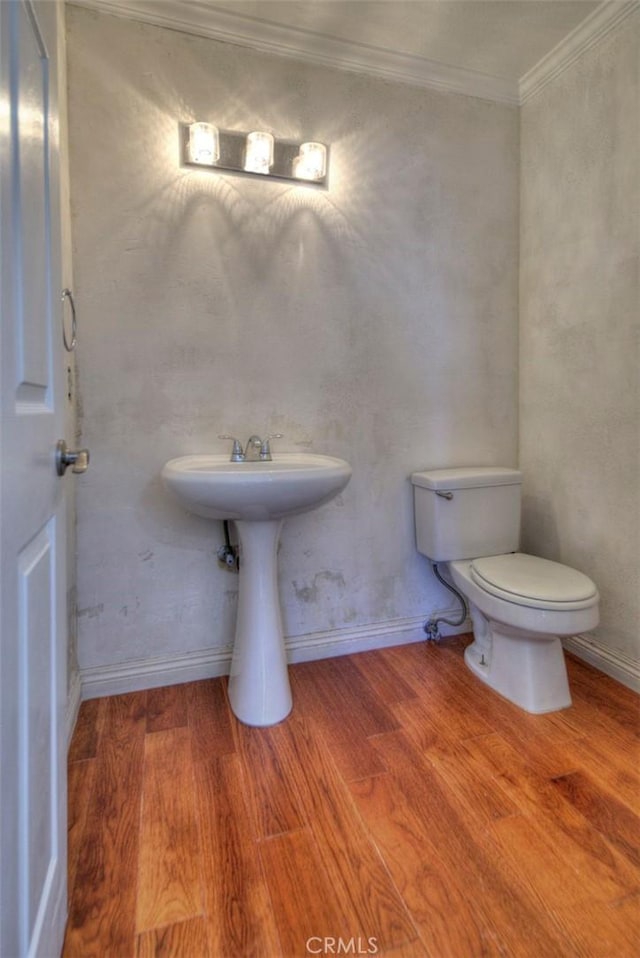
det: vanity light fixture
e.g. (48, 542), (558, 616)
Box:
(181, 122), (329, 186)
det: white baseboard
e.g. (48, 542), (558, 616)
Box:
(80, 643), (234, 699)
(80, 616), (638, 703)
(563, 634), (640, 693)
(79, 607), (469, 700)
(286, 611), (470, 664)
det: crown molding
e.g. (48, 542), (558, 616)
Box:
(68, 0), (519, 105)
(69, 0), (637, 108)
(520, 0), (640, 103)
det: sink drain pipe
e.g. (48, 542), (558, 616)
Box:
(424, 563), (468, 641)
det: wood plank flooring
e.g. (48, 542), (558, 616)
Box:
(63, 636), (640, 957)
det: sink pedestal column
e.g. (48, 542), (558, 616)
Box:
(228, 518), (292, 726)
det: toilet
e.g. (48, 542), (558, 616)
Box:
(411, 467), (599, 714)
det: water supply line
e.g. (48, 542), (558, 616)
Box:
(217, 520), (239, 572)
(424, 563), (468, 641)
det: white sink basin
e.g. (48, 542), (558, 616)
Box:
(161, 450), (352, 727)
(161, 452), (351, 521)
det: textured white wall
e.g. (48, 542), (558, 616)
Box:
(520, 13), (639, 661)
(67, 6), (519, 673)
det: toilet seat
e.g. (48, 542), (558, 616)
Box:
(470, 553), (598, 611)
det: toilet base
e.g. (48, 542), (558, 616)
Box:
(464, 618), (572, 714)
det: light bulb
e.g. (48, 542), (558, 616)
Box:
(244, 131), (274, 174)
(293, 142), (327, 181)
(188, 122), (219, 165)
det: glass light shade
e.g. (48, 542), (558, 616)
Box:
(293, 142), (327, 181)
(188, 122), (220, 165)
(244, 131), (274, 174)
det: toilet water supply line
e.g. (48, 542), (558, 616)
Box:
(424, 563), (468, 641)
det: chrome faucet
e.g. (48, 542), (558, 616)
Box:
(244, 435), (263, 461)
(218, 433), (283, 462)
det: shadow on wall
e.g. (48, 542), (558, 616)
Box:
(520, 491), (561, 558)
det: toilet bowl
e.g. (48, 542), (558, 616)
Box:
(411, 467), (600, 714)
(448, 554), (598, 713)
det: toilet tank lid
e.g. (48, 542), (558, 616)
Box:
(411, 467), (522, 491)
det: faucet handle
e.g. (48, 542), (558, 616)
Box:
(218, 435), (244, 462)
(260, 434), (283, 461)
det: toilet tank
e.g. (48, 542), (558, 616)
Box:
(411, 467), (522, 562)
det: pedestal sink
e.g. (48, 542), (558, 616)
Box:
(161, 453), (352, 726)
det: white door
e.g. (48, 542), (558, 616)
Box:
(0, 2), (68, 955)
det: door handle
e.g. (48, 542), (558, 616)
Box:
(56, 439), (90, 476)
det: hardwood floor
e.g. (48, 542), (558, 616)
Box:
(63, 636), (640, 957)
